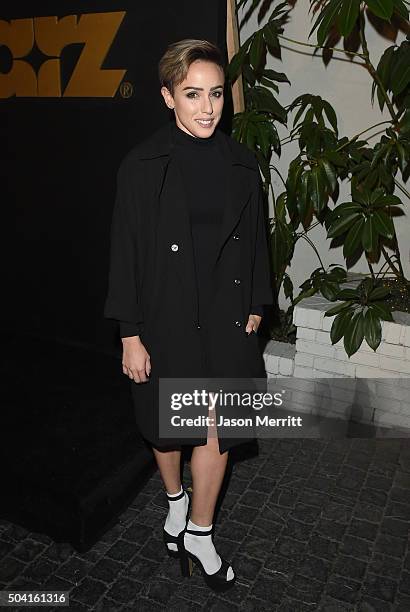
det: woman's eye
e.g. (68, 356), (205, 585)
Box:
(186, 91), (223, 99)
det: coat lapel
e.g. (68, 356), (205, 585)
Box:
(136, 121), (257, 309)
(211, 129), (254, 269)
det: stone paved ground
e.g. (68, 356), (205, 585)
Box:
(1, 438), (410, 611)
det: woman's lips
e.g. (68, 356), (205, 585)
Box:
(195, 119), (214, 128)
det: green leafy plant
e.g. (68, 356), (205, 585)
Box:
(324, 278), (393, 355)
(296, 265), (347, 304)
(227, 0), (410, 355)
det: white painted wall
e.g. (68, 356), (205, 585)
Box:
(238, 2), (409, 308)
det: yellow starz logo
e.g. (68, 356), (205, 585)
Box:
(0, 12), (127, 98)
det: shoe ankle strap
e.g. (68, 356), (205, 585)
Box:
(166, 489), (186, 502)
(185, 528), (212, 536)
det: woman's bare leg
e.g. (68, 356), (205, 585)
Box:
(152, 448), (182, 494)
(190, 404), (229, 525)
(185, 405), (235, 579)
(151, 404), (229, 523)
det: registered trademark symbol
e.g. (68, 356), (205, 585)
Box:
(120, 81), (133, 98)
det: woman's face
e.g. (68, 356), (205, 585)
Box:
(161, 60), (224, 138)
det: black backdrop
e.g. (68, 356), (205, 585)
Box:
(3, 1), (231, 353)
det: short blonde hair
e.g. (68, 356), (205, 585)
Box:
(158, 39), (225, 95)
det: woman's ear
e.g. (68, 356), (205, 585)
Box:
(161, 86), (175, 110)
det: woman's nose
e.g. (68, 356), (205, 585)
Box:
(201, 96), (213, 115)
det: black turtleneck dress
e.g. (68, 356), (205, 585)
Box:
(119, 122), (263, 339)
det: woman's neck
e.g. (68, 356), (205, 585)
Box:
(173, 121), (216, 146)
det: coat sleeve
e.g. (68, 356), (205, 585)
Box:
(250, 304), (264, 316)
(119, 321), (144, 338)
(103, 155), (144, 333)
(251, 171), (274, 308)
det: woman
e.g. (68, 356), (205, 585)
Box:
(104, 39), (273, 591)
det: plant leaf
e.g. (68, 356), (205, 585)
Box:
(293, 286), (318, 306)
(250, 31), (264, 71)
(364, 308), (382, 351)
(362, 216), (377, 252)
(326, 150), (347, 167)
(262, 68), (290, 84)
(373, 210), (395, 239)
(393, 0), (409, 19)
(375, 46), (395, 111)
(317, 0), (343, 46)
(368, 285), (391, 300)
(328, 202), (362, 220)
(337, 288), (359, 300)
(320, 280), (340, 301)
(325, 300), (354, 316)
(226, 36), (252, 82)
(270, 220), (293, 272)
(368, 302), (394, 321)
(338, 0), (360, 37)
(327, 212), (361, 238)
(372, 194), (402, 207)
(343, 217), (365, 258)
(297, 171), (310, 228)
(330, 308), (354, 344)
(309, 166), (326, 213)
(320, 158), (338, 193)
(343, 309), (365, 356)
(283, 274), (293, 300)
(366, 0), (394, 20)
(391, 45), (410, 96)
(263, 21), (280, 54)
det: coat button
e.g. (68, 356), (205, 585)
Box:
(234, 278), (241, 285)
(171, 243), (179, 252)
(234, 320), (242, 327)
(233, 233), (239, 240)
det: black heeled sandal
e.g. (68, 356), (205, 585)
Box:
(163, 486), (192, 558)
(178, 526), (236, 592)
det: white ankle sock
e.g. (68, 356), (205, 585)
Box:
(184, 519), (234, 580)
(164, 486), (189, 551)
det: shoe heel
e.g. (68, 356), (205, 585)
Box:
(163, 487), (192, 559)
(179, 548), (193, 578)
(184, 527), (236, 592)
(165, 546), (180, 559)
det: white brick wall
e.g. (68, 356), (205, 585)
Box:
(379, 355), (410, 374)
(263, 293), (410, 432)
(400, 376), (410, 389)
(296, 339), (336, 359)
(294, 352), (314, 368)
(342, 349), (380, 368)
(296, 327), (316, 341)
(314, 357), (356, 377)
(382, 321), (403, 344)
(263, 340), (295, 376)
(294, 306), (323, 329)
(373, 343), (405, 359)
(355, 365), (402, 379)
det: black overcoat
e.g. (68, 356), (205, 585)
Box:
(104, 121), (273, 454)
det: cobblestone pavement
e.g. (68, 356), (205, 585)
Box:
(1, 438), (410, 611)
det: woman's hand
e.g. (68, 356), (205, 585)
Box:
(246, 314), (262, 335)
(122, 337), (151, 383)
